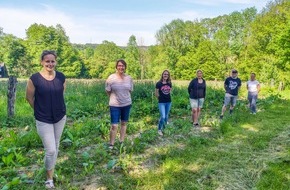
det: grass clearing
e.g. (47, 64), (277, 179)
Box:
(0, 78), (289, 189)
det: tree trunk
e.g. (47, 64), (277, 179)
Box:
(7, 76), (17, 118)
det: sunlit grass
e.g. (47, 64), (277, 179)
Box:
(0, 79), (290, 189)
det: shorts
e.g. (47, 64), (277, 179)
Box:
(190, 98), (205, 108)
(110, 105), (132, 124)
(223, 93), (238, 106)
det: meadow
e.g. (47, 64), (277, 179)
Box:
(0, 78), (289, 190)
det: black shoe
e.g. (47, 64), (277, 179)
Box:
(229, 109), (233, 114)
(219, 115), (223, 119)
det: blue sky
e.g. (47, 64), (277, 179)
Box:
(0, 0), (269, 46)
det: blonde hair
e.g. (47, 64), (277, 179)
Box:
(196, 69), (203, 74)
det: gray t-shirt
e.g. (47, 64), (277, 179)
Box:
(105, 73), (133, 107)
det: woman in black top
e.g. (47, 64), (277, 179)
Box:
(26, 50), (66, 189)
(188, 70), (206, 127)
(155, 70), (172, 136)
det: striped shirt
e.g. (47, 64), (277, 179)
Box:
(105, 73), (133, 107)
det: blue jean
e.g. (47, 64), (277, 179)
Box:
(158, 102), (171, 130)
(248, 92), (258, 113)
(110, 105), (132, 124)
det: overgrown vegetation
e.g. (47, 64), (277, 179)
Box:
(0, 79), (289, 189)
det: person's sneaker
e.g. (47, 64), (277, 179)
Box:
(229, 109), (233, 114)
(108, 144), (114, 150)
(193, 123), (199, 127)
(158, 130), (163, 136)
(45, 180), (55, 189)
(253, 112), (256, 115)
(219, 115), (223, 119)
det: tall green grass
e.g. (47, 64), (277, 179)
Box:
(0, 78), (289, 189)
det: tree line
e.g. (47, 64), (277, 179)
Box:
(0, 0), (289, 88)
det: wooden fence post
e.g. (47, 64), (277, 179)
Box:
(7, 76), (17, 118)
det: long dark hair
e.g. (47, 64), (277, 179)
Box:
(159, 69), (171, 84)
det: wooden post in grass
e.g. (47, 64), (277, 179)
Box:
(278, 81), (284, 91)
(7, 76), (17, 117)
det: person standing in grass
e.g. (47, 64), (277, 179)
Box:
(247, 73), (260, 114)
(155, 70), (172, 136)
(220, 69), (241, 119)
(26, 50), (66, 189)
(105, 59), (133, 149)
(188, 69), (206, 127)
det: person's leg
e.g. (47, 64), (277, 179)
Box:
(229, 97), (234, 113)
(110, 124), (118, 146)
(221, 96), (230, 117)
(196, 98), (204, 124)
(53, 116), (66, 164)
(164, 102), (172, 125)
(192, 108), (198, 124)
(197, 108), (201, 123)
(109, 106), (120, 146)
(190, 99), (198, 123)
(230, 96), (237, 114)
(251, 93), (258, 113)
(120, 105), (131, 142)
(36, 120), (56, 181)
(120, 121), (127, 142)
(248, 92), (252, 112)
(158, 103), (166, 131)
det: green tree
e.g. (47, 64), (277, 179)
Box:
(90, 41), (124, 78)
(240, 0), (290, 84)
(0, 34), (31, 77)
(125, 35), (141, 79)
(24, 23), (82, 77)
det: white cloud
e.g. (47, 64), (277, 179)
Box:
(182, 0), (267, 8)
(0, 1), (267, 46)
(0, 1), (210, 46)
(0, 6), (162, 46)
(0, 6), (74, 39)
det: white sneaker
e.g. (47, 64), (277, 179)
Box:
(45, 180), (55, 189)
(158, 130), (163, 136)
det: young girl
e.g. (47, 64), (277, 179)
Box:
(155, 70), (172, 136)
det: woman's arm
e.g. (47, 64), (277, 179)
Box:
(188, 80), (194, 94)
(155, 88), (159, 98)
(26, 79), (35, 109)
(63, 81), (66, 93)
(204, 80), (206, 98)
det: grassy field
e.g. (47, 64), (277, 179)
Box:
(0, 78), (289, 190)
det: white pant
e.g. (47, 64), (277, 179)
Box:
(36, 116), (66, 170)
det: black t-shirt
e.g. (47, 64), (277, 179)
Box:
(224, 77), (241, 95)
(156, 81), (172, 103)
(30, 71), (66, 123)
